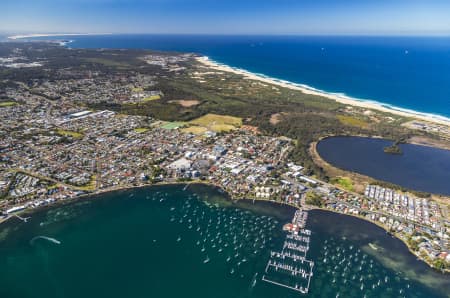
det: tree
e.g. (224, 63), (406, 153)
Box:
(305, 191), (323, 207)
(432, 258), (448, 271)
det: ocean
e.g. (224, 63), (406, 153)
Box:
(0, 184), (448, 298)
(28, 34), (450, 119)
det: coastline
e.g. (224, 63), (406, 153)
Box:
(2, 179), (447, 274)
(0, 40), (447, 275)
(0, 180), (229, 225)
(196, 56), (450, 127)
(3, 184), (447, 298)
(7, 33), (112, 40)
(8, 34), (450, 126)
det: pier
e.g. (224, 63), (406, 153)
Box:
(262, 209), (314, 294)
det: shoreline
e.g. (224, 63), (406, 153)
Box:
(0, 180), (229, 225)
(196, 56), (450, 127)
(1, 179), (447, 274)
(7, 33), (112, 40)
(313, 135), (450, 198)
(8, 35), (450, 126)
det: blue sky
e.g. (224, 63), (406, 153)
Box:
(1, 0), (450, 35)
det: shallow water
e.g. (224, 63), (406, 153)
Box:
(0, 184), (447, 298)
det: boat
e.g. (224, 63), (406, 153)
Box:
(368, 243), (378, 251)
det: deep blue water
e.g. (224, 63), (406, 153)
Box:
(317, 136), (450, 195)
(28, 34), (450, 118)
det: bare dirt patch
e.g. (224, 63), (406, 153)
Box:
(169, 100), (201, 107)
(269, 113), (284, 125)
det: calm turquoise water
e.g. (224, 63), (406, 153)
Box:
(28, 34), (450, 118)
(317, 136), (450, 195)
(0, 184), (448, 298)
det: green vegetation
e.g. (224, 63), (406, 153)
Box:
(81, 58), (130, 68)
(161, 122), (186, 130)
(331, 176), (354, 191)
(7, 42), (415, 181)
(407, 236), (421, 251)
(384, 144), (403, 155)
(188, 113), (242, 133)
(432, 258), (449, 271)
(75, 175), (96, 191)
(305, 191), (323, 207)
(56, 129), (84, 139)
(181, 126), (208, 135)
(0, 101), (17, 107)
(190, 113), (242, 127)
(100, 67), (412, 179)
(142, 95), (161, 102)
(134, 127), (150, 133)
(45, 184), (60, 190)
(337, 115), (369, 128)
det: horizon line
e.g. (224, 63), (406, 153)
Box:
(4, 32), (450, 39)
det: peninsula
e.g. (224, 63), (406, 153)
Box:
(0, 41), (449, 272)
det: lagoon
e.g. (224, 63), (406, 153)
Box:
(317, 136), (450, 195)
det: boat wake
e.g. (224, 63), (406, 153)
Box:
(30, 236), (61, 245)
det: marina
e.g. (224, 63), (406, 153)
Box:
(0, 185), (447, 298)
(262, 210), (314, 294)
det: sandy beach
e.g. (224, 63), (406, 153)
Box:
(196, 57), (450, 127)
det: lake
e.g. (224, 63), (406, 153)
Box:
(316, 136), (450, 195)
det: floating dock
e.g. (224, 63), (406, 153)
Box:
(262, 210), (314, 294)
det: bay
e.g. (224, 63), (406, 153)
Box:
(0, 184), (447, 298)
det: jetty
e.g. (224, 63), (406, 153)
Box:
(262, 209), (314, 294)
(13, 214), (31, 222)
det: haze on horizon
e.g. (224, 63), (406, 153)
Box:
(1, 0), (450, 36)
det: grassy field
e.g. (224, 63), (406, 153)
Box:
(76, 175), (97, 191)
(189, 113), (242, 132)
(181, 126), (208, 135)
(56, 129), (84, 139)
(337, 115), (369, 128)
(331, 176), (354, 191)
(142, 95), (161, 102)
(0, 101), (17, 107)
(161, 122), (186, 130)
(134, 127), (150, 133)
(210, 124), (236, 132)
